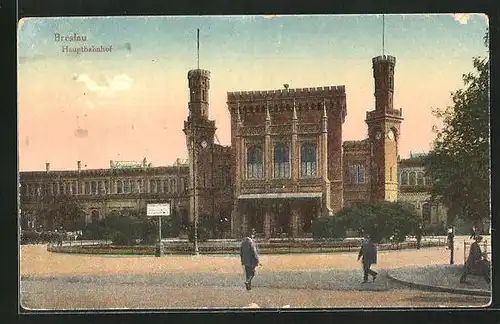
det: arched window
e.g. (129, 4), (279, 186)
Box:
(409, 172), (416, 186)
(348, 164), (365, 184)
(116, 180), (123, 194)
(417, 172), (424, 185)
(300, 143), (317, 177)
(171, 179), (177, 193)
(247, 146), (264, 179)
(401, 171), (409, 185)
(274, 143), (290, 178)
(358, 165), (365, 184)
(350, 165), (357, 184)
(422, 203), (431, 223)
(124, 180), (131, 193)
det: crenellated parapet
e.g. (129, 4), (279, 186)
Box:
(226, 85), (346, 116)
(342, 139), (370, 151)
(372, 55), (396, 66)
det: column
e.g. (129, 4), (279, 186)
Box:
(241, 210), (248, 237)
(292, 100), (299, 180)
(264, 205), (271, 239)
(265, 102), (272, 181)
(291, 202), (299, 238)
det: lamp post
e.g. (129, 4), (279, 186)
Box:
(447, 225), (455, 264)
(192, 123), (199, 255)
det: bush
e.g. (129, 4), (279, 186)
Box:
(334, 201), (420, 243)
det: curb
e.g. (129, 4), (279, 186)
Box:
(386, 272), (490, 297)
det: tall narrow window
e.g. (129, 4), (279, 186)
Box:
(401, 171), (409, 185)
(409, 172), (416, 186)
(131, 180), (136, 193)
(247, 146), (264, 179)
(91, 181), (97, 195)
(171, 179), (177, 193)
(300, 143), (317, 177)
(350, 165), (358, 184)
(390, 167), (393, 182)
(164, 179), (170, 193)
(72, 181), (78, 195)
(156, 179), (162, 193)
(149, 179), (156, 193)
(84, 182), (91, 195)
(274, 143), (290, 178)
(117, 180), (123, 194)
(124, 180), (131, 193)
(136, 180), (141, 193)
(357, 165), (365, 184)
(417, 172), (424, 185)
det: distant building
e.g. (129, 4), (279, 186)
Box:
(19, 159), (191, 230)
(397, 152), (447, 231)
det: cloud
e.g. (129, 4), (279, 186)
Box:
(451, 14), (472, 24)
(73, 73), (134, 97)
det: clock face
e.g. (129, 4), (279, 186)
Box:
(201, 140), (208, 148)
(375, 131), (382, 140)
(387, 130), (395, 140)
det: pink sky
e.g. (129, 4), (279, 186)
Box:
(18, 15), (489, 171)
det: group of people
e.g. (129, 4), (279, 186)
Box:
(239, 233), (379, 290)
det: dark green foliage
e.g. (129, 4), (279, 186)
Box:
(313, 202), (420, 242)
(424, 35), (490, 231)
(36, 195), (86, 231)
(312, 217), (345, 239)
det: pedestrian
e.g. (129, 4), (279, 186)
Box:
(240, 233), (261, 291)
(357, 235), (378, 283)
(460, 235), (490, 284)
(469, 226), (476, 239)
(415, 225), (423, 250)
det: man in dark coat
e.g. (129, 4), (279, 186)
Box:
(240, 234), (260, 291)
(460, 235), (490, 284)
(358, 236), (378, 283)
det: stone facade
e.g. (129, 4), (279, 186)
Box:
(19, 159), (191, 230)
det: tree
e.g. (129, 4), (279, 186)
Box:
(37, 195), (86, 231)
(334, 202), (420, 243)
(424, 31), (490, 231)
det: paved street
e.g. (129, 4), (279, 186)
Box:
(20, 242), (490, 309)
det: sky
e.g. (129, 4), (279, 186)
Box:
(17, 14), (489, 171)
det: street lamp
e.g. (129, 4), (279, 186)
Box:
(447, 225), (455, 264)
(191, 123), (199, 255)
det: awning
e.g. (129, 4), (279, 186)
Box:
(238, 192), (322, 199)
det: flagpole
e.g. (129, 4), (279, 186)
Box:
(197, 28), (200, 69)
(382, 15), (385, 56)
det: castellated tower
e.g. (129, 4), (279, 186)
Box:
(365, 55), (404, 203)
(183, 69), (216, 224)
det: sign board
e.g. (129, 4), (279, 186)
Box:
(112, 161), (143, 169)
(147, 203), (171, 216)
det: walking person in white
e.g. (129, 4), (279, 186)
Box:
(240, 233), (261, 291)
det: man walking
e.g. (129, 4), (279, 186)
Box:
(460, 235), (490, 284)
(240, 233), (260, 291)
(358, 235), (378, 283)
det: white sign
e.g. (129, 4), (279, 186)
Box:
(147, 203), (171, 216)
